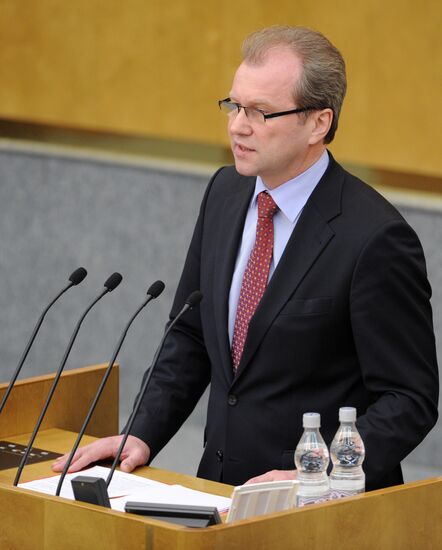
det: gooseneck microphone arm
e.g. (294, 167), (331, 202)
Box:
(13, 272), (122, 487)
(105, 290), (203, 488)
(55, 280), (165, 496)
(0, 267), (87, 417)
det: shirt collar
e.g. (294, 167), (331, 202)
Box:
(252, 150), (329, 223)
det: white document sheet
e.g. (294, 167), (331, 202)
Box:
(18, 465), (168, 500)
(18, 465), (231, 512)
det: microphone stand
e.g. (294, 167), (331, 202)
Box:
(70, 290), (202, 507)
(56, 281), (165, 496)
(13, 273), (122, 486)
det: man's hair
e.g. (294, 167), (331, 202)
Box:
(241, 26), (346, 144)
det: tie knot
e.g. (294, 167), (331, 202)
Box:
(257, 191), (278, 219)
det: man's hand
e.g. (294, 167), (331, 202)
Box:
(51, 435), (150, 474)
(244, 469), (297, 485)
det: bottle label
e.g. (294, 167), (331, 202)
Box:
(299, 449), (328, 472)
(328, 488), (362, 499)
(296, 492), (330, 507)
(335, 442), (364, 466)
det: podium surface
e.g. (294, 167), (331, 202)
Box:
(1, 365), (441, 549)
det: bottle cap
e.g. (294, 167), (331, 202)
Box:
(339, 407), (357, 422)
(303, 412), (321, 428)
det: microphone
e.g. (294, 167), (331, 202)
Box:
(70, 290), (203, 506)
(0, 267), (87, 417)
(69, 267), (88, 285)
(105, 289), (203, 487)
(13, 272), (123, 486)
(55, 280), (165, 496)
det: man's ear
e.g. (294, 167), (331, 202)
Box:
(308, 109), (333, 145)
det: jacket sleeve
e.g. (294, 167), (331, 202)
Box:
(350, 219), (439, 487)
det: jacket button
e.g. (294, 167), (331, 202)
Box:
(216, 450), (223, 462)
(228, 394), (238, 406)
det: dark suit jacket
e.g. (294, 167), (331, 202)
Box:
(130, 155), (439, 491)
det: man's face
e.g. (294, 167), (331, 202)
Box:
(228, 47), (322, 188)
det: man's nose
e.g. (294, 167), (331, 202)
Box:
(229, 108), (253, 135)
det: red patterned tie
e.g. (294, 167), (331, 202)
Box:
(231, 191), (279, 372)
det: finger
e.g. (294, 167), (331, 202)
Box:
(119, 457), (137, 472)
(67, 441), (114, 472)
(66, 453), (93, 473)
(244, 475), (268, 485)
(52, 454), (69, 471)
(52, 448), (86, 471)
(52, 449), (89, 473)
(120, 440), (149, 472)
(245, 470), (296, 485)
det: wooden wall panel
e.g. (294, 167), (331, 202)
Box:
(0, 364), (119, 439)
(1, 0), (441, 177)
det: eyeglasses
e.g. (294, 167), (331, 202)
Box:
(218, 97), (313, 124)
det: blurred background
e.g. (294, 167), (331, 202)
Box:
(0, 1), (441, 482)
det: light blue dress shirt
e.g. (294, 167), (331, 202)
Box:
(228, 150), (330, 344)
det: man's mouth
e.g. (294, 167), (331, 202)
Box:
(235, 143), (255, 153)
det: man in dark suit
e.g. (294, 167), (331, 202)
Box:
(54, 26), (438, 491)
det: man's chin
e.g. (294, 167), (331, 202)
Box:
(233, 159), (258, 177)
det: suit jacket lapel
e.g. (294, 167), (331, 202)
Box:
(234, 157), (344, 381)
(212, 174), (255, 382)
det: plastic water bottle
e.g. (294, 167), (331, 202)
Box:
(329, 407), (365, 498)
(295, 412), (330, 506)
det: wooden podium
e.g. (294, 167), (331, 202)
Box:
(1, 365), (441, 550)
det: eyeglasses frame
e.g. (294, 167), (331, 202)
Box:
(218, 97), (314, 122)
